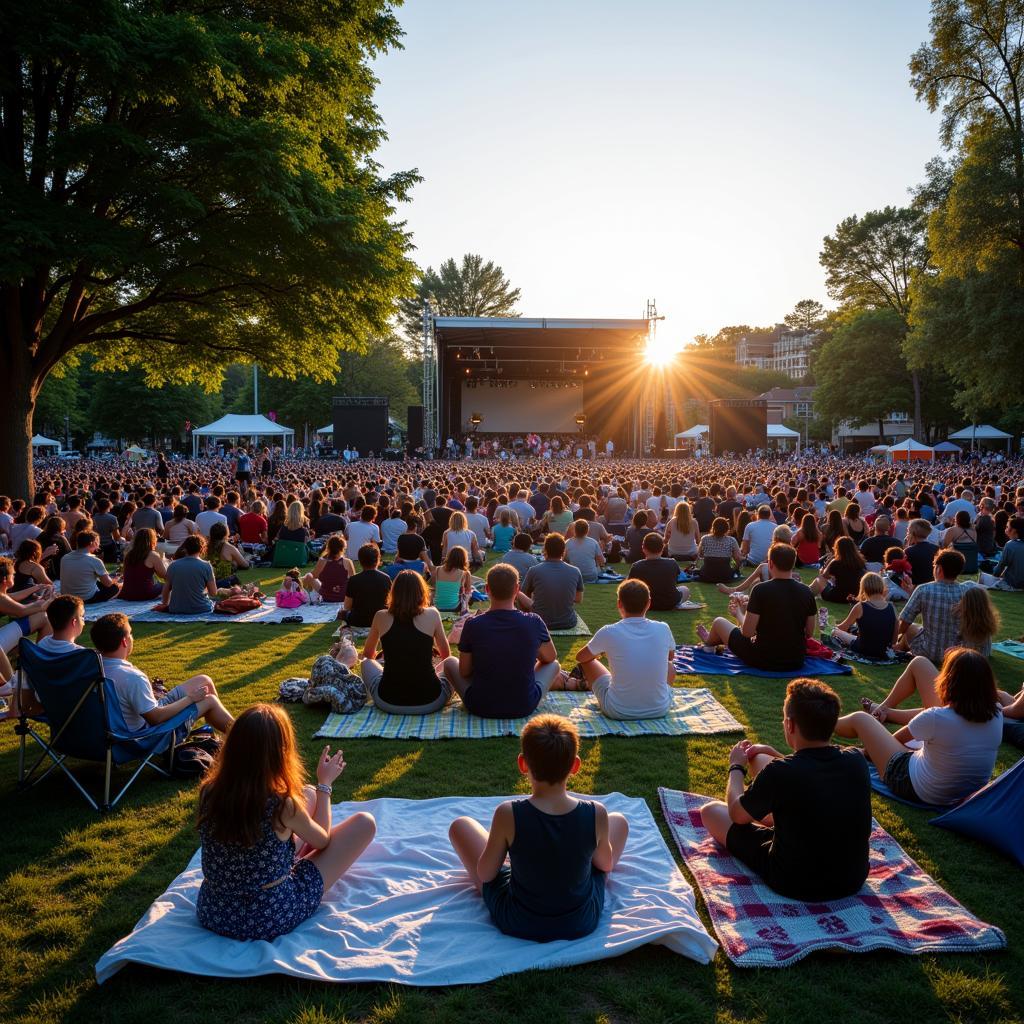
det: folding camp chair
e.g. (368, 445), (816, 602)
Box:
(15, 639), (196, 811)
(271, 539), (310, 568)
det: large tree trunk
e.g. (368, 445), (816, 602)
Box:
(911, 370), (922, 439)
(1, 367), (37, 499)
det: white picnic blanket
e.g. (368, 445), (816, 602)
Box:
(80, 596), (341, 625)
(95, 793), (717, 985)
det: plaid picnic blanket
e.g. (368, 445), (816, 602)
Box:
(549, 616), (591, 636)
(314, 687), (744, 741)
(658, 788), (1006, 967)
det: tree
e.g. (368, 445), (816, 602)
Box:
(813, 309), (914, 441)
(783, 299), (826, 332)
(906, 1), (1024, 413)
(0, 1), (417, 497)
(819, 206), (930, 435)
(229, 336), (419, 438)
(398, 254), (521, 348)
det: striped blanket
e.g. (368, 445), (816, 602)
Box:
(659, 788), (1006, 967)
(314, 687), (744, 741)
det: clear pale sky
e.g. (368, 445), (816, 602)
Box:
(371, 0), (941, 347)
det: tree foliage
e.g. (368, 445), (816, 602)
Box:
(783, 299), (826, 332)
(813, 309), (914, 439)
(907, 1), (1024, 414)
(398, 254), (521, 348)
(0, 0), (417, 495)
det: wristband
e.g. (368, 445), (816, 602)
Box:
(315, 783), (333, 795)
(728, 764), (748, 776)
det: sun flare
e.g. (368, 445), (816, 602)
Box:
(644, 336), (680, 367)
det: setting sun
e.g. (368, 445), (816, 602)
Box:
(644, 335), (681, 367)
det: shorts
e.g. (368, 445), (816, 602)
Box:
(482, 865), (605, 942)
(0, 616), (32, 653)
(590, 674), (669, 721)
(159, 684), (200, 738)
(883, 750), (919, 801)
(726, 628), (801, 673)
(726, 822), (774, 881)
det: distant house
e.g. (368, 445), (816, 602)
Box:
(737, 325), (818, 380)
(758, 386), (816, 425)
(833, 413), (913, 451)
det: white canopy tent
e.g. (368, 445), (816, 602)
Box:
(948, 424), (1012, 452)
(31, 434), (61, 452)
(673, 425), (708, 441)
(767, 423), (801, 450)
(191, 414), (294, 458)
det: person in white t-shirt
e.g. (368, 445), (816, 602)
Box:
(835, 647), (1001, 806)
(741, 505), (777, 566)
(570, 579), (675, 719)
(345, 506), (382, 552)
(941, 489), (977, 526)
(464, 495), (492, 549)
(852, 481), (877, 516)
(195, 496), (229, 538)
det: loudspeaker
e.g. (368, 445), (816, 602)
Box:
(407, 405), (424, 451)
(332, 397), (389, 455)
(709, 399), (767, 456)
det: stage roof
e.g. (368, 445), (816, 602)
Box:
(433, 317), (650, 344)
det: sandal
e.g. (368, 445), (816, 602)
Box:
(859, 697), (889, 723)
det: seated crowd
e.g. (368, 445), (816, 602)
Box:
(3, 452), (1023, 948)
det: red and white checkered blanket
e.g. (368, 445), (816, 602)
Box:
(659, 788), (1007, 967)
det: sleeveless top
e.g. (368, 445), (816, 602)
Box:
(484, 799), (604, 941)
(666, 522), (698, 558)
(318, 558), (349, 602)
(121, 559), (162, 601)
(492, 524), (515, 552)
(13, 564), (37, 596)
(377, 618), (443, 707)
(196, 796), (323, 941)
(796, 537), (822, 564)
(434, 577), (462, 611)
(852, 601), (896, 658)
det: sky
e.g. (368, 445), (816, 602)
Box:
(370, 0), (942, 348)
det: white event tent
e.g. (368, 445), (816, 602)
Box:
(673, 423), (800, 450)
(948, 424), (1013, 452)
(190, 414), (294, 458)
(31, 434), (61, 452)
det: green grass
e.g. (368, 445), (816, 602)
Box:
(1, 560), (1023, 1024)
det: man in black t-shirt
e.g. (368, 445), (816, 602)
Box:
(315, 499), (348, 537)
(859, 514), (896, 564)
(698, 543), (815, 670)
(904, 519), (939, 586)
(627, 532), (690, 610)
(341, 544), (392, 627)
(700, 679), (871, 901)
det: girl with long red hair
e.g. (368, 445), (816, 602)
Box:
(196, 704), (375, 940)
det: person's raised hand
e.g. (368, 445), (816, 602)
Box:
(188, 682), (209, 702)
(729, 740), (752, 765)
(317, 745), (346, 785)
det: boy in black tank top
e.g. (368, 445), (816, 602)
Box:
(448, 715), (630, 941)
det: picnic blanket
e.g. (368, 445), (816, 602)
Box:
(549, 616), (591, 636)
(867, 763), (947, 812)
(593, 570), (626, 584)
(95, 793), (717, 985)
(314, 687), (744, 741)
(658, 788), (1006, 968)
(993, 639), (1024, 661)
(673, 645), (852, 678)
(819, 635), (910, 667)
(80, 596), (342, 625)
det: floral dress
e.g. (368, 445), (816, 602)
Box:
(196, 797), (324, 940)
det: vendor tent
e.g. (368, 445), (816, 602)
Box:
(124, 445), (148, 462)
(948, 424), (1012, 452)
(190, 414), (294, 458)
(31, 434), (61, 452)
(869, 444), (890, 454)
(673, 424), (709, 441)
(766, 423), (801, 450)
(933, 441), (962, 457)
(887, 438), (934, 462)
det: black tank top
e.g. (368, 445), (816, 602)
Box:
(378, 618), (442, 707)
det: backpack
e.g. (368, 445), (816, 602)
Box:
(302, 654), (367, 715)
(171, 731), (222, 778)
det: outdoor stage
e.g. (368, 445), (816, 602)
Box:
(423, 316), (657, 454)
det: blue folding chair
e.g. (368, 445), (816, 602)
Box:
(15, 639), (196, 811)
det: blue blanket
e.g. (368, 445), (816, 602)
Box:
(867, 763), (946, 812)
(673, 644), (852, 678)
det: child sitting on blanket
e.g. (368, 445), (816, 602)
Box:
(883, 546), (914, 601)
(448, 715), (629, 942)
(196, 704), (376, 941)
(829, 573), (898, 660)
(276, 568), (316, 608)
(700, 679), (871, 902)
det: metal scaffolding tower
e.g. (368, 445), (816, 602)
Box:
(421, 301), (438, 452)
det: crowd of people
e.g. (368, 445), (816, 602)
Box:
(3, 448), (1024, 945)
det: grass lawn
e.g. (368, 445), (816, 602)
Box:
(1, 557), (1022, 1024)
